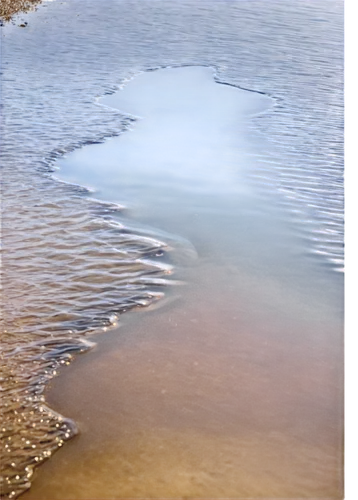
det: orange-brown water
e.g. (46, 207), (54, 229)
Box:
(23, 257), (343, 499)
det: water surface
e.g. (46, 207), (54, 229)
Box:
(59, 66), (343, 320)
(1, 1), (343, 498)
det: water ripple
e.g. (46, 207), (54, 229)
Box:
(1, 0), (343, 497)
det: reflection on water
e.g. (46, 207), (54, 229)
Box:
(1, 181), (172, 498)
(1, 0), (343, 498)
(59, 67), (343, 319)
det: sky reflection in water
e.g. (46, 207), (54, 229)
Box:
(60, 67), (343, 320)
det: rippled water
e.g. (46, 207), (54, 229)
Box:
(58, 62), (344, 314)
(1, 0), (343, 498)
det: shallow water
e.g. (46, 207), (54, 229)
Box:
(58, 66), (343, 320)
(24, 287), (343, 499)
(1, 0), (343, 498)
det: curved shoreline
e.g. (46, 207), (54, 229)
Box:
(0, 65), (344, 498)
(2, 0), (344, 497)
(22, 231), (344, 498)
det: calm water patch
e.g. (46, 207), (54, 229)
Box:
(58, 65), (342, 307)
(1, 0), (343, 498)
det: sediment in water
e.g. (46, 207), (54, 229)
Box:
(1, 147), (173, 499)
(23, 289), (343, 499)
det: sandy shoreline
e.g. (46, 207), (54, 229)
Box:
(2, 1), (344, 498)
(23, 263), (343, 499)
(0, 0), (42, 21)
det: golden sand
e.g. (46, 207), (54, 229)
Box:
(23, 262), (343, 499)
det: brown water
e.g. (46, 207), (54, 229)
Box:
(24, 265), (343, 498)
(1, 172), (171, 499)
(2, 2), (343, 498)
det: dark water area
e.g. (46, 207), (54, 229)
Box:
(1, 0), (343, 498)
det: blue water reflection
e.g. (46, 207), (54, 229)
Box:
(60, 67), (343, 318)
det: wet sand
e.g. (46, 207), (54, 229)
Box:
(24, 263), (343, 499)
(1, 1), (344, 499)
